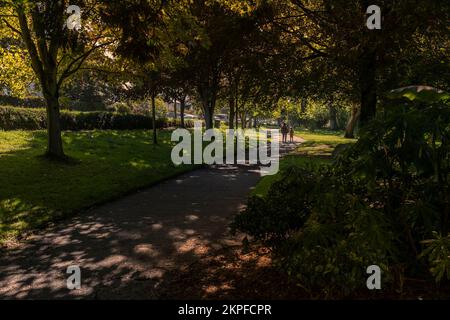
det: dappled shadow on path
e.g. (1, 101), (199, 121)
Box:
(0, 130), (182, 241)
(0, 165), (261, 299)
(0, 139), (304, 299)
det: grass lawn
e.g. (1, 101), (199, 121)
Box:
(0, 129), (195, 244)
(294, 129), (356, 157)
(251, 129), (356, 197)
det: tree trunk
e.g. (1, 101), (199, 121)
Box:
(301, 97), (307, 113)
(16, 7), (65, 159)
(198, 85), (216, 129)
(328, 103), (338, 131)
(359, 49), (377, 127)
(180, 96), (186, 128)
(42, 69), (64, 159)
(173, 100), (177, 120)
(248, 114), (254, 129)
(151, 94), (158, 145)
(345, 105), (360, 138)
(229, 96), (235, 129)
(241, 112), (247, 129)
(204, 106), (214, 129)
(44, 94), (64, 158)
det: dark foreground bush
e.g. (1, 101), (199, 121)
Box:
(232, 93), (450, 298)
(232, 165), (395, 298)
(0, 106), (194, 131)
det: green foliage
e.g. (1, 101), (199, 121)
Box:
(233, 166), (317, 243)
(252, 130), (354, 198)
(387, 86), (450, 103)
(251, 156), (330, 198)
(233, 165), (395, 297)
(0, 96), (46, 108)
(280, 189), (393, 298)
(0, 46), (35, 97)
(0, 8), (36, 98)
(233, 96), (450, 297)
(108, 101), (132, 114)
(420, 232), (450, 283)
(298, 101), (329, 129)
(293, 101), (349, 131)
(0, 106), (194, 131)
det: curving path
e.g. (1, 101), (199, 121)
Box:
(0, 139), (303, 299)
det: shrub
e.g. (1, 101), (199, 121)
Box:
(0, 106), (195, 131)
(294, 100), (350, 131)
(232, 166), (316, 243)
(232, 165), (395, 297)
(107, 101), (132, 114)
(0, 106), (47, 130)
(0, 96), (46, 109)
(232, 92), (450, 297)
(420, 232), (450, 282)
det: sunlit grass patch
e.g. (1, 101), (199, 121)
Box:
(251, 130), (356, 197)
(0, 129), (195, 244)
(295, 129), (355, 146)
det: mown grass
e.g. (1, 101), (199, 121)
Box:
(295, 129), (355, 157)
(0, 128), (356, 243)
(251, 129), (356, 197)
(0, 130), (195, 244)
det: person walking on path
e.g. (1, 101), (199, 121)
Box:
(289, 126), (295, 143)
(281, 122), (288, 144)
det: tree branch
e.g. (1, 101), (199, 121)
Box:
(57, 40), (115, 88)
(15, 5), (45, 85)
(1, 18), (21, 35)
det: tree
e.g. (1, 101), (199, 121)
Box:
(283, 0), (450, 127)
(180, 0), (279, 129)
(99, 0), (288, 130)
(344, 103), (360, 138)
(99, 0), (197, 139)
(0, 20), (35, 97)
(0, 0), (114, 158)
(163, 66), (194, 128)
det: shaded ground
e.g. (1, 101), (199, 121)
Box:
(158, 245), (308, 300)
(158, 243), (450, 300)
(0, 139), (302, 299)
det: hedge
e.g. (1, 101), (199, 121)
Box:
(0, 96), (46, 109)
(0, 106), (194, 131)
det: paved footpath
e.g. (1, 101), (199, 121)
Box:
(0, 139), (302, 299)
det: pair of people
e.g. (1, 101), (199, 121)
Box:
(281, 122), (294, 143)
